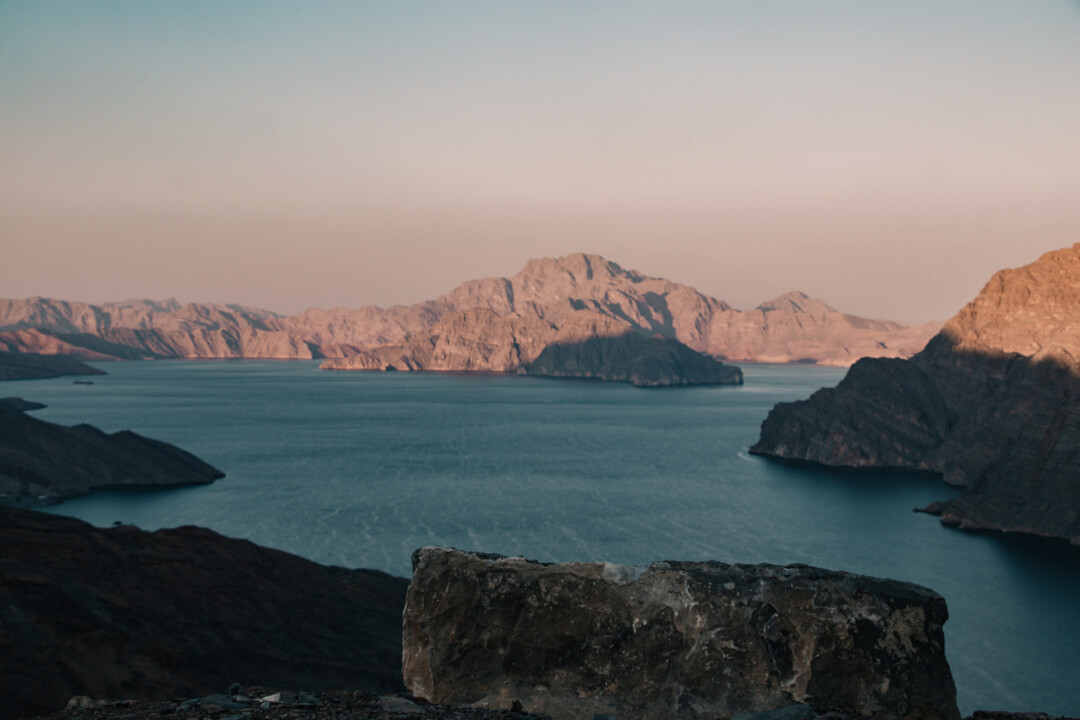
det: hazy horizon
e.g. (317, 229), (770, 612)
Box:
(0, 246), (1036, 325)
(3, 1), (1079, 324)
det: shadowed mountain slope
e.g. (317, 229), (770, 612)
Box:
(752, 243), (1080, 543)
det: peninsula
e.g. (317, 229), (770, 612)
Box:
(0, 400), (224, 506)
(751, 243), (1080, 544)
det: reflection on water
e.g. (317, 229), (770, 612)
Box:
(16, 360), (1079, 717)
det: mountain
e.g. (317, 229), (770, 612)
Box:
(0, 400), (224, 506)
(0, 505), (408, 720)
(325, 254), (940, 370)
(0, 298), (312, 359)
(0, 254), (938, 369)
(751, 243), (1080, 544)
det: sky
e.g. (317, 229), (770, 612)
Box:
(2, 1), (1079, 324)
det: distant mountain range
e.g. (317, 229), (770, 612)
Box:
(0, 253), (939, 370)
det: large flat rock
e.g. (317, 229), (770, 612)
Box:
(402, 547), (959, 720)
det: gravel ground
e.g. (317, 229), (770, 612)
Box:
(26, 687), (1078, 720)
(29, 688), (550, 720)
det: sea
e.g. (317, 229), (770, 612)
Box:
(13, 360), (1079, 717)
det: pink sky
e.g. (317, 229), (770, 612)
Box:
(2, 1), (1079, 323)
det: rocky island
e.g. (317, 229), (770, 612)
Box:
(521, 331), (742, 386)
(0, 400), (224, 506)
(751, 243), (1080, 544)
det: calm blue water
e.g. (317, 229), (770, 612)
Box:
(13, 360), (1079, 717)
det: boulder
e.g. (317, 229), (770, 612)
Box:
(402, 547), (959, 720)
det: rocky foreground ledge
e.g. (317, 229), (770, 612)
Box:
(404, 548), (959, 720)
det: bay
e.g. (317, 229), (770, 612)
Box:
(15, 360), (1079, 717)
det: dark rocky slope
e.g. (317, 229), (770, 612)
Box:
(0, 351), (106, 381)
(751, 244), (1080, 544)
(0, 401), (224, 506)
(0, 506), (409, 720)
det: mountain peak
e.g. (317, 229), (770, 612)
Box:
(757, 291), (837, 315)
(518, 253), (643, 284)
(942, 242), (1080, 361)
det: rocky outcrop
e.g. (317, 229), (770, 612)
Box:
(0, 350), (106, 381)
(523, 332), (743, 386)
(403, 547), (959, 720)
(751, 243), (1080, 544)
(0, 400), (224, 506)
(0, 254), (936, 367)
(0, 506), (409, 720)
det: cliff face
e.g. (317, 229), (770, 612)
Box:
(0, 254), (936, 367)
(403, 547), (958, 720)
(752, 244), (1080, 543)
(0, 506), (408, 720)
(0, 401), (224, 506)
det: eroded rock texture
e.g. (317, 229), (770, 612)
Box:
(402, 547), (958, 720)
(752, 244), (1080, 543)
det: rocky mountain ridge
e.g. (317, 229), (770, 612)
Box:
(751, 243), (1080, 543)
(0, 254), (938, 369)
